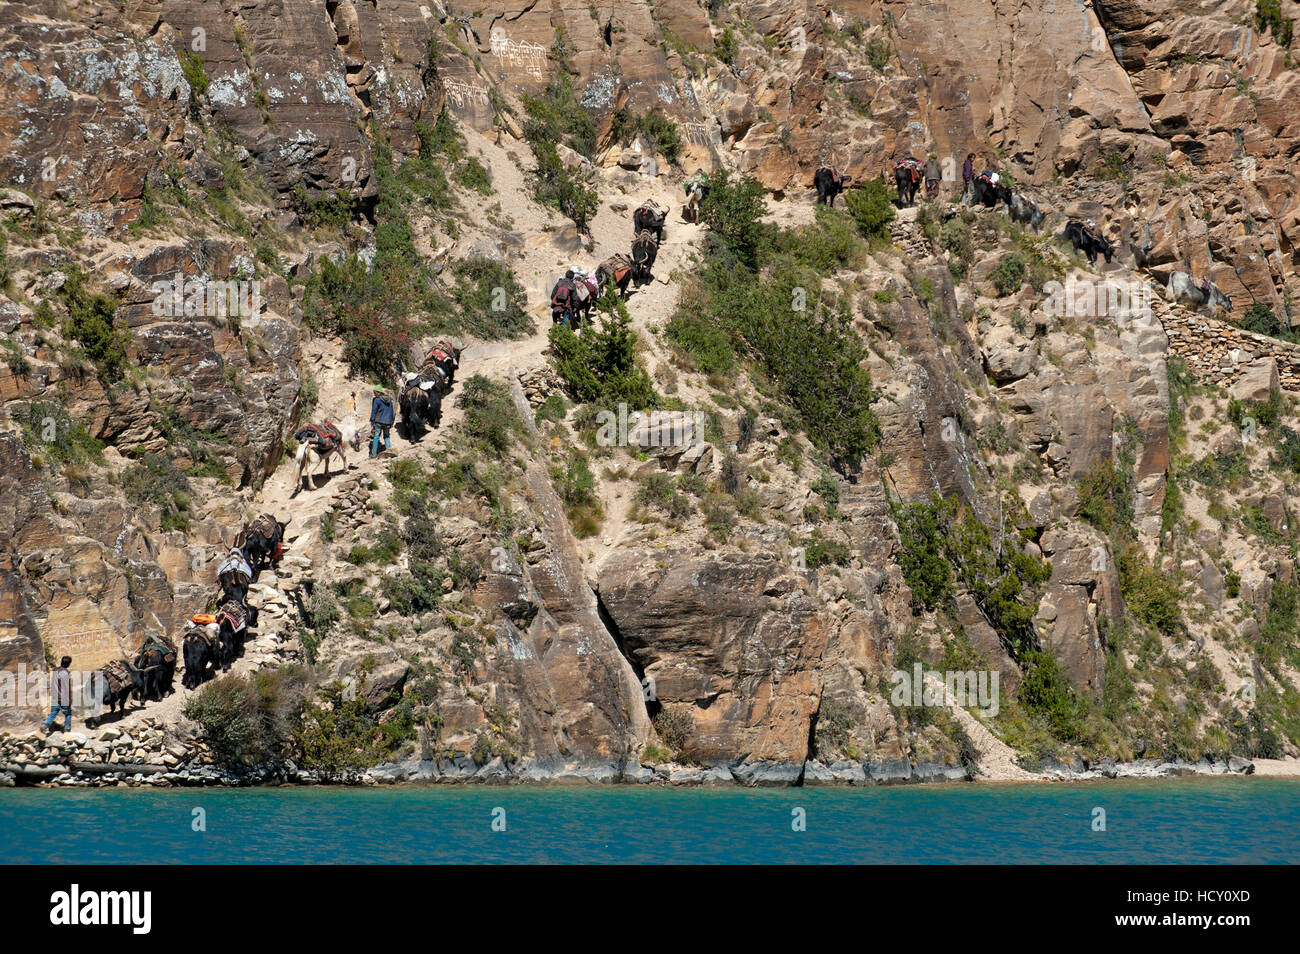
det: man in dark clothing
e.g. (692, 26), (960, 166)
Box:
(551, 270), (576, 327)
(924, 155), (942, 198)
(43, 656), (72, 734)
(369, 387), (395, 457)
(962, 153), (975, 204)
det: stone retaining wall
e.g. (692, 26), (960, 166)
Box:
(1157, 305), (1300, 392)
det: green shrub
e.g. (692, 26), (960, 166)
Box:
(417, 109), (465, 161)
(346, 528), (403, 565)
(184, 667), (310, 768)
(1018, 649), (1086, 742)
(121, 454), (192, 531)
(549, 294), (658, 409)
(449, 257), (533, 340)
(1116, 544), (1184, 639)
(636, 472), (694, 520)
(715, 27), (737, 66)
(455, 156), (493, 194)
(521, 74), (596, 158)
(940, 216), (973, 264)
(700, 169), (772, 269)
(302, 132), (450, 379)
(843, 177), (896, 241)
(666, 239), (879, 471)
(865, 38), (891, 71)
(991, 253), (1027, 296)
(1256, 0), (1294, 46)
(179, 50), (207, 119)
(528, 138), (599, 231)
(1273, 425), (1300, 473)
(1258, 579), (1300, 672)
(609, 108), (683, 164)
(1185, 448), (1248, 489)
(893, 494), (1051, 657)
(553, 450), (603, 535)
(299, 188), (360, 230)
(59, 269), (128, 384)
(459, 375), (527, 455)
(1076, 458), (1135, 537)
(522, 75), (599, 230)
(296, 675), (415, 771)
(775, 206), (865, 274)
(804, 532), (851, 568)
(535, 393), (568, 425)
(1235, 303), (1297, 342)
(653, 706), (694, 751)
(894, 496), (957, 610)
(19, 401), (104, 466)
(729, 269), (879, 471)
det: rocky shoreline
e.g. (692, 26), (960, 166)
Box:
(0, 727), (1262, 788)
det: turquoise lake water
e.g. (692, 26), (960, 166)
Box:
(2, 778), (1297, 864)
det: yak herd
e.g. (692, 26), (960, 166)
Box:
(816, 159), (1231, 316)
(72, 514), (288, 727)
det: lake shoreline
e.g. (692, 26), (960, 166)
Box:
(4, 749), (1292, 789)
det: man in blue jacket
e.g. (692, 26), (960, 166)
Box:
(369, 386), (395, 457)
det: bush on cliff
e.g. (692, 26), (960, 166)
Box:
(449, 257), (534, 340)
(184, 667), (310, 768)
(1235, 303), (1298, 343)
(892, 493), (1051, 659)
(700, 168), (773, 268)
(667, 205), (880, 473)
(58, 268), (129, 385)
(549, 293), (658, 409)
(121, 454), (193, 531)
(609, 107), (683, 165)
(521, 74), (600, 230)
(843, 176), (896, 242)
(1256, 0), (1294, 46)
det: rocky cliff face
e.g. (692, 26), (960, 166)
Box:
(1, 0), (1297, 775)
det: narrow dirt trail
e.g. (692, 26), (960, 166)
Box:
(84, 129), (716, 737)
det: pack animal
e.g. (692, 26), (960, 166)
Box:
(423, 341), (460, 389)
(237, 513), (287, 572)
(133, 635), (177, 702)
(182, 621), (221, 689)
(399, 367), (446, 438)
(633, 202), (667, 242)
(815, 167), (851, 207)
(596, 254), (634, 297)
(1064, 220), (1116, 265)
(895, 160), (921, 207)
(570, 273), (600, 328)
(1167, 270), (1233, 315)
(683, 175), (710, 223)
(1008, 193), (1045, 231)
(973, 172), (1011, 209)
(631, 230), (659, 285)
(216, 546), (253, 605)
(213, 599), (249, 669)
(86, 661), (145, 726)
(292, 422), (354, 495)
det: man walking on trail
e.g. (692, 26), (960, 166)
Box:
(43, 656), (72, 734)
(551, 270), (576, 327)
(924, 154), (942, 198)
(369, 386), (395, 458)
(962, 153), (975, 204)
